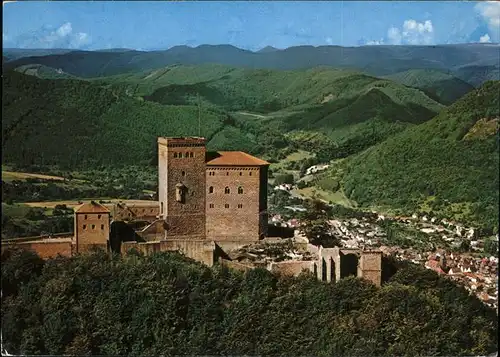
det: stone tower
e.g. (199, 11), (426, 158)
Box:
(158, 137), (206, 240)
(74, 201), (110, 253)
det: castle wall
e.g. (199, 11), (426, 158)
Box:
(121, 239), (215, 266)
(158, 137), (206, 240)
(1, 239), (74, 259)
(206, 166), (261, 241)
(268, 260), (316, 276)
(219, 258), (254, 273)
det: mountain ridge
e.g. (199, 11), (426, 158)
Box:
(4, 44), (499, 86)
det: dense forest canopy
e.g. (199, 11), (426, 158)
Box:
(1, 249), (498, 356)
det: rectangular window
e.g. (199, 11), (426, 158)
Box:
(161, 202), (164, 214)
(101, 224), (104, 230)
(238, 204), (243, 208)
(225, 204), (229, 208)
(83, 224), (87, 230)
(91, 224), (96, 230)
(209, 204), (214, 208)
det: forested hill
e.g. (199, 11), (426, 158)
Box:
(4, 44), (499, 86)
(1, 71), (254, 169)
(1, 249), (498, 356)
(342, 80), (500, 230)
(1, 67), (445, 170)
(382, 69), (475, 105)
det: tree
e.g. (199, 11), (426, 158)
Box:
(274, 173), (294, 185)
(299, 199), (340, 247)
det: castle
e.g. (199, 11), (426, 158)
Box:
(1, 137), (382, 286)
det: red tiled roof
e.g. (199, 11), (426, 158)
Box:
(206, 151), (269, 166)
(75, 201), (110, 214)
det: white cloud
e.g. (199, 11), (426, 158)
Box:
(387, 27), (402, 45)
(476, 1), (500, 29)
(9, 22), (91, 49)
(325, 37), (333, 45)
(366, 39), (385, 46)
(386, 19), (434, 45)
(56, 22), (73, 37)
(479, 33), (491, 43)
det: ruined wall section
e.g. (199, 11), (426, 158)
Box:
(359, 250), (382, 287)
(206, 166), (260, 242)
(121, 239), (215, 266)
(158, 137), (206, 240)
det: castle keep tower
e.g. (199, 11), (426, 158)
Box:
(158, 137), (206, 240)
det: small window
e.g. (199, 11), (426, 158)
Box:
(84, 215), (87, 220)
(226, 172), (229, 176)
(173, 152), (178, 158)
(209, 186), (214, 193)
(83, 224), (87, 230)
(98, 214), (101, 219)
(190, 152), (194, 158)
(101, 224), (104, 230)
(238, 204), (243, 208)
(181, 171), (186, 176)
(249, 172), (252, 176)
(239, 172), (242, 176)
(225, 204), (229, 208)
(224, 187), (230, 194)
(91, 224), (96, 230)
(161, 202), (164, 214)
(209, 203), (214, 208)
(238, 187), (243, 194)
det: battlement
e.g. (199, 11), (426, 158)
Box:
(158, 137), (206, 147)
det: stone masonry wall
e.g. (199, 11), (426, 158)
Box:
(121, 239), (215, 266)
(206, 166), (261, 241)
(1, 240), (74, 259)
(75, 212), (110, 253)
(159, 137), (206, 240)
(268, 260), (316, 276)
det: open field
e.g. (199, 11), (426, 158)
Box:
(23, 199), (157, 209)
(2, 170), (66, 182)
(295, 186), (356, 208)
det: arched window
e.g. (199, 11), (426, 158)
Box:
(224, 187), (230, 194)
(209, 186), (214, 193)
(181, 171), (186, 176)
(249, 171), (252, 176)
(238, 186), (243, 194)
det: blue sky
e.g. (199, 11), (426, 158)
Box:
(3, 1), (500, 51)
